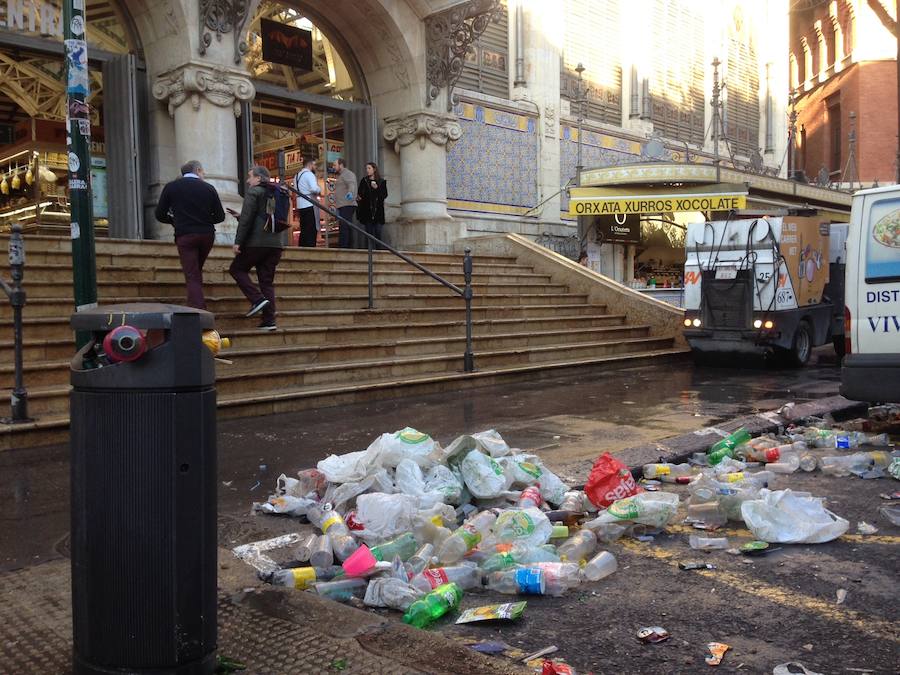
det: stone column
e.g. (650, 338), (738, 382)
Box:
(152, 63), (254, 242)
(382, 110), (463, 252)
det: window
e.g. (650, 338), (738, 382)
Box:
(560, 0), (622, 125)
(457, 2), (509, 99)
(828, 102), (841, 173)
(725, 34), (760, 156)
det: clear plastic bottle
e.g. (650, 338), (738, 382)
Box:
(486, 567), (546, 595)
(557, 529), (597, 563)
(437, 510), (497, 563)
(766, 452), (800, 474)
(518, 485), (543, 509)
(371, 533), (418, 563)
(799, 453), (818, 472)
(410, 565), (482, 592)
(531, 562), (582, 595)
(270, 565), (342, 590)
(309, 534), (334, 568)
(308, 505), (359, 561)
(582, 551), (618, 581)
(819, 453), (875, 476)
(481, 543), (560, 573)
(559, 491), (586, 513)
(295, 533), (318, 563)
(688, 535), (729, 550)
(402, 582), (463, 628)
(313, 577), (367, 602)
(405, 543), (434, 577)
(642, 463), (697, 483)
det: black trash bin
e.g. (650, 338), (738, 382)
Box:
(69, 303), (217, 675)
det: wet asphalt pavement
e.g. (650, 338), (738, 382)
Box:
(2, 350), (841, 572)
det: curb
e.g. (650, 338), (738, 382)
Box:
(620, 394), (868, 478)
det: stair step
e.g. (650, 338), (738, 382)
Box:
(0, 346), (691, 449)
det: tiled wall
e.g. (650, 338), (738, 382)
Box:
(559, 124), (647, 217)
(447, 102), (539, 215)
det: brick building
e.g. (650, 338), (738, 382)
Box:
(790, 0), (899, 186)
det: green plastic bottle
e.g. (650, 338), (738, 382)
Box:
(402, 582), (463, 628)
(708, 428), (752, 465)
(370, 532), (418, 562)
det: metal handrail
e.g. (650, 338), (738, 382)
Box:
(521, 178), (576, 218)
(0, 222), (30, 422)
(281, 178), (475, 373)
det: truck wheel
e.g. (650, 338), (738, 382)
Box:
(832, 335), (846, 360)
(788, 321), (813, 367)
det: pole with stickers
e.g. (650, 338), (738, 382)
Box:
(64, 0), (97, 348)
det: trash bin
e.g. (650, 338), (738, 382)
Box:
(69, 303), (217, 675)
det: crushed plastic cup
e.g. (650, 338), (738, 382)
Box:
(688, 535), (729, 550)
(342, 544), (377, 576)
(582, 550), (617, 581)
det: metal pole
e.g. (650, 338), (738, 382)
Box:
(514, 3), (526, 87)
(367, 236), (374, 309)
(463, 248), (474, 373)
(575, 63), (585, 186)
(64, 0), (97, 348)
(788, 90), (798, 180)
(711, 57), (721, 177)
(2, 223), (30, 423)
(896, 24), (900, 183)
(322, 111), (329, 248)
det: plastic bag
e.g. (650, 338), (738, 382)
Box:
(395, 459), (449, 509)
(459, 449), (510, 498)
(585, 452), (643, 508)
(586, 492), (679, 529)
(354, 492), (419, 544)
(318, 448), (382, 484)
(363, 577), (423, 611)
(741, 489), (849, 544)
(440, 430), (511, 466)
(423, 465), (464, 505)
(499, 453), (543, 487)
(493, 507), (553, 546)
(536, 462), (570, 506)
(324, 468), (394, 511)
(374, 427), (438, 468)
(254, 494), (316, 517)
(471, 429), (512, 458)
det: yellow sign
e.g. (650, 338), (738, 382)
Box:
(569, 192), (747, 216)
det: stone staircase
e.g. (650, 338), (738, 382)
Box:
(0, 234), (688, 449)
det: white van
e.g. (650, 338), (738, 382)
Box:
(841, 185), (900, 402)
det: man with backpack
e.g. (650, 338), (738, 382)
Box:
(229, 165), (289, 331)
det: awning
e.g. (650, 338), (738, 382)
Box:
(569, 184), (748, 216)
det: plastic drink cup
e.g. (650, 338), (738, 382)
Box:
(342, 544), (377, 576)
(582, 551), (618, 581)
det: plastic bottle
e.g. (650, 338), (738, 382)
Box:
(559, 491), (586, 513)
(766, 452), (800, 474)
(545, 510), (584, 526)
(314, 577), (367, 602)
(582, 551), (618, 581)
(688, 535), (729, 550)
(402, 582), (463, 628)
(485, 567), (546, 595)
(481, 543), (560, 573)
(270, 565), (341, 590)
(708, 428), (752, 464)
(405, 543), (434, 577)
(295, 533), (318, 563)
(819, 453), (875, 476)
(518, 485), (543, 509)
(371, 533), (418, 563)
(642, 463), (696, 483)
(437, 510), (497, 563)
(557, 529), (597, 563)
(531, 562), (582, 595)
(799, 453), (818, 472)
(410, 565), (482, 592)
(310, 534), (334, 568)
(308, 505), (359, 561)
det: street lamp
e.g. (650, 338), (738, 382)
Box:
(575, 62), (587, 186)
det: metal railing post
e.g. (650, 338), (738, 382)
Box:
(1, 222), (30, 423)
(463, 248), (474, 373)
(367, 236), (374, 309)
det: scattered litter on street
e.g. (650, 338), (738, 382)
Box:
(637, 626), (670, 644)
(856, 521), (878, 535)
(521, 645), (558, 662)
(679, 561), (717, 570)
(771, 662), (823, 675)
(836, 588), (847, 604)
(455, 601), (527, 624)
(704, 642), (730, 666)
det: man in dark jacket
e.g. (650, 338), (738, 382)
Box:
(154, 160), (225, 309)
(230, 166), (286, 331)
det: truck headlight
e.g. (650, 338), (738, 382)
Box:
(763, 320), (774, 329)
(684, 318), (692, 327)
(753, 319), (762, 328)
(692, 318), (702, 327)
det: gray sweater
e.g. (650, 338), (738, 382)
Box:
(234, 184), (287, 249)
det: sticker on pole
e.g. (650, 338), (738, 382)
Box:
(70, 16), (85, 36)
(65, 40), (89, 96)
(68, 152), (81, 173)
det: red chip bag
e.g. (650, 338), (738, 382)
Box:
(585, 452), (643, 508)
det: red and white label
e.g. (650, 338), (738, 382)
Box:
(423, 568), (449, 589)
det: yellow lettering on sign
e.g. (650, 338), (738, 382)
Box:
(569, 194), (746, 216)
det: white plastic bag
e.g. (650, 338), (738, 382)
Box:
(254, 494), (316, 517)
(500, 454), (543, 487)
(324, 468), (394, 511)
(459, 449), (510, 498)
(535, 462), (570, 506)
(354, 492), (419, 544)
(363, 577), (423, 611)
(317, 449), (381, 484)
(471, 429), (511, 458)
(586, 492), (680, 529)
(395, 458), (427, 495)
(423, 465), (464, 505)
(741, 489), (849, 544)
(374, 427), (439, 468)
(492, 507), (553, 546)
(440, 430), (511, 465)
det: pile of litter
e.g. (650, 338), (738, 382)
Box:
(233, 419), (897, 673)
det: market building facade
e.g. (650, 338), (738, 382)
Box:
(0, 0), (790, 254)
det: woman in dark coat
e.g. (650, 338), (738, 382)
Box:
(356, 162), (388, 249)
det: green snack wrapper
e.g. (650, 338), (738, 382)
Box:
(455, 601), (527, 624)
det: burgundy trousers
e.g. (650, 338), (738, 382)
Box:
(175, 232), (215, 309)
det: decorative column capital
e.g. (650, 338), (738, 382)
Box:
(153, 63), (255, 117)
(383, 110), (462, 154)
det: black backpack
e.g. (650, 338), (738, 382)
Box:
(263, 182), (291, 233)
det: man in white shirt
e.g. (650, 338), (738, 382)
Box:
(294, 158), (320, 247)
